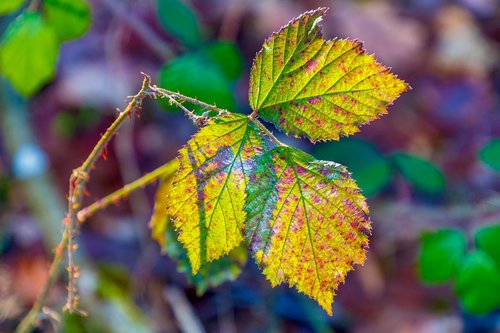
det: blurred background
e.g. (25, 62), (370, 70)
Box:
(0, 0), (499, 332)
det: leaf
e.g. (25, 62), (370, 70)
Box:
(0, 0), (25, 15)
(455, 251), (500, 314)
(479, 139), (500, 171)
(313, 138), (391, 196)
(0, 12), (59, 96)
(166, 113), (268, 273)
(392, 152), (446, 194)
(157, 0), (202, 47)
(158, 52), (236, 112)
(475, 223), (500, 267)
(43, 0), (91, 42)
(201, 41), (244, 81)
(248, 7), (409, 142)
(418, 229), (467, 284)
(151, 162), (248, 295)
(244, 146), (370, 315)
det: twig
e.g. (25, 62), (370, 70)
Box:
(77, 160), (179, 223)
(16, 230), (68, 333)
(148, 85), (226, 115)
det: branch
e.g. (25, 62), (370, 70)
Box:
(77, 160), (179, 223)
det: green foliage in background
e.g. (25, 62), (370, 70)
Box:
(157, 0), (202, 47)
(158, 42), (243, 112)
(0, 0), (91, 96)
(419, 229), (466, 283)
(392, 152), (446, 194)
(313, 138), (392, 197)
(312, 139), (446, 197)
(418, 223), (500, 314)
(479, 138), (500, 171)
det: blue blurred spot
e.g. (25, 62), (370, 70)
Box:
(12, 143), (48, 179)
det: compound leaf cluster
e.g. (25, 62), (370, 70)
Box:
(151, 7), (408, 315)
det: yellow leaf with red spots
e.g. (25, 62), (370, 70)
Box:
(166, 113), (268, 274)
(244, 146), (370, 315)
(249, 7), (409, 142)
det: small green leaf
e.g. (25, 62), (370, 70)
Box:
(157, 0), (201, 47)
(475, 223), (500, 267)
(42, 0), (91, 42)
(158, 52), (236, 112)
(0, 12), (59, 96)
(244, 146), (370, 315)
(392, 152), (446, 194)
(479, 139), (500, 171)
(248, 8), (409, 142)
(455, 251), (500, 314)
(202, 41), (244, 81)
(0, 0), (25, 15)
(166, 114), (268, 273)
(313, 138), (391, 196)
(418, 229), (466, 284)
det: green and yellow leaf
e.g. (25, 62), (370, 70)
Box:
(244, 146), (370, 315)
(249, 7), (409, 142)
(166, 113), (268, 273)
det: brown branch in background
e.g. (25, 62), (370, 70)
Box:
(219, 0), (248, 41)
(98, 0), (174, 61)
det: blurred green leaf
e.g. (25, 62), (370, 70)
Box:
(419, 229), (466, 284)
(0, 0), (25, 15)
(455, 251), (500, 314)
(475, 223), (500, 267)
(479, 139), (500, 171)
(42, 0), (91, 42)
(202, 41), (244, 80)
(158, 52), (236, 112)
(157, 0), (201, 47)
(160, 217), (247, 295)
(0, 12), (58, 96)
(313, 138), (392, 196)
(63, 313), (104, 333)
(392, 152), (446, 194)
(53, 111), (78, 138)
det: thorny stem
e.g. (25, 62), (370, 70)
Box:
(77, 160), (179, 223)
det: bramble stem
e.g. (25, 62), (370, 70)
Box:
(15, 74), (152, 333)
(77, 159), (179, 223)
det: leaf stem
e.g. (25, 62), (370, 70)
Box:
(250, 117), (287, 147)
(77, 159), (179, 223)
